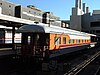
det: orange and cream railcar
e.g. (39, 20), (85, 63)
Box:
(16, 24), (96, 58)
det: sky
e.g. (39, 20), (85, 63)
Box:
(8, 0), (100, 20)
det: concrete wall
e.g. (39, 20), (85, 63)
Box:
(42, 12), (61, 27)
(15, 5), (43, 23)
(0, 0), (16, 16)
(70, 0), (84, 31)
(70, 15), (82, 31)
(92, 14), (100, 22)
(90, 14), (100, 35)
(93, 10), (100, 15)
(82, 13), (91, 32)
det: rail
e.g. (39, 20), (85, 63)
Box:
(64, 51), (100, 75)
(94, 66), (100, 75)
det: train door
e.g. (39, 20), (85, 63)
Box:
(21, 33), (33, 57)
(21, 33), (49, 57)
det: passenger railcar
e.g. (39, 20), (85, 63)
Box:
(16, 24), (96, 58)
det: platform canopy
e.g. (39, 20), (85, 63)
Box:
(0, 14), (37, 27)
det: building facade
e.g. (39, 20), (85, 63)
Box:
(90, 10), (100, 35)
(70, 0), (84, 31)
(0, 0), (61, 26)
(70, 0), (100, 36)
(70, 0), (90, 31)
(42, 12), (61, 27)
(0, 0), (16, 16)
(15, 5), (43, 23)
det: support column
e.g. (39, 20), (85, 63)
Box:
(12, 26), (15, 50)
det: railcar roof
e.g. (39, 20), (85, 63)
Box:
(17, 24), (96, 37)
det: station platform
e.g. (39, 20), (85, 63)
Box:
(0, 48), (14, 56)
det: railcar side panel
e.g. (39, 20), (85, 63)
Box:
(49, 34), (70, 50)
(49, 33), (91, 51)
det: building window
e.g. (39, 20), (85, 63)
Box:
(63, 37), (66, 44)
(39, 13), (41, 16)
(0, 3), (2, 5)
(54, 37), (61, 45)
(96, 30), (100, 33)
(34, 19), (36, 21)
(39, 20), (41, 22)
(29, 11), (31, 13)
(34, 12), (36, 14)
(9, 5), (11, 7)
(91, 22), (100, 27)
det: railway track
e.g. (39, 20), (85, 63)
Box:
(0, 46), (99, 75)
(64, 51), (100, 75)
(94, 66), (100, 75)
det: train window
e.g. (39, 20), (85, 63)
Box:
(28, 36), (31, 44)
(85, 40), (86, 43)
(87, 40), (88, 42)
(77, 40), (80, 44)
(82, 40), (83, 43)
(68, 40), (70, 44)
(76, 40), (78, 44)
(54, 37), (61, 45)
(79, 40), (80, 43)
(83, 40), (85, 43)
(63, 37), (66, 44)
(72, 40), (74, 44)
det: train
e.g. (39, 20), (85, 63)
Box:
(16, 24), (97, 59)
(0, 26), (21, 44)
